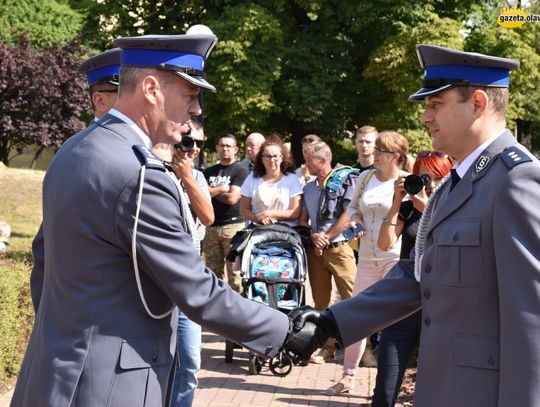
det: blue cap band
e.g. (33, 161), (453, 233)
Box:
(425, 65), (510, 87)
(87, 64), (120, 85)
(121, 49), (204, 71)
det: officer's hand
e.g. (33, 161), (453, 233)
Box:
(289, 306), (340, 337)
(282, 306), (341, 364)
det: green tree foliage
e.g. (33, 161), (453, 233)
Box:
(0, 0), (84, 48)
(81, 0), (205, 48)
(78, 0), (539, 160)
(363, 12), (463, 130)
(203, 4), (283, 138)
(361, 11), (463, 153)
(465, 2), (540, 149)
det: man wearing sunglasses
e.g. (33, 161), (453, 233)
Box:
(78, 48), (121, 121)
(289, 44), (540, 406)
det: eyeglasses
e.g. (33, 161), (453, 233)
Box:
(417, 151), (448, 158)
(374, 147), (395, 154)
(193, 139), (205, 149)
(218, 144), (235, 149)
(262, 154), (282, 161)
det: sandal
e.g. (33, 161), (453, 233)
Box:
(324, 374), (355, 396)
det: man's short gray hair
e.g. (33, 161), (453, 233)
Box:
(304, 141), (332, 162)
(118, 66), (173, 96)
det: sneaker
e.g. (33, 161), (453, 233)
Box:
(309, 348), (335, 364)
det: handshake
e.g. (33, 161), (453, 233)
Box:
(281, 306), (341, 364)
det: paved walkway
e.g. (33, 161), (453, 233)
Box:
(194, 330), (377, 407)
(0, 269), (398, 406)
(0, 333), (377, 407)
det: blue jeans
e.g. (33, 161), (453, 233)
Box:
(371, 310), (421, 407)
(169, 312), (202, 407)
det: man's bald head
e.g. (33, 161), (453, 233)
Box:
(245, 132), (265, 161)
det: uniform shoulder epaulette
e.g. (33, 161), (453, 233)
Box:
(132, 145), (166, 171)
(500, 146), (532, 170)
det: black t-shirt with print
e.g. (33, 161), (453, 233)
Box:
(203, 162), (248, 226)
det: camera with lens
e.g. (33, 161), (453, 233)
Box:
(403, 174), (431, 195)
(174, 134), (195, 153)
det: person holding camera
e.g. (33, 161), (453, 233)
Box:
(153, 119), (213, 407)
(322, 131), (412, 395)
(289, 45), (540, 407)
(12, 31), (321, 407)
(373, 150), (453, 407)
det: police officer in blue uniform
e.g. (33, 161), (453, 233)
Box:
(78, 48), (122, 120)
(289, 44), (540, 406)
(11, 31), (314, 407)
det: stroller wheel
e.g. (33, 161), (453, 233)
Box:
(269, 352), (293, 377)
(225, 339), (235, 363)
(248, 354), (263, 375)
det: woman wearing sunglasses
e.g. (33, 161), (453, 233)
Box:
(240, 134), (302, 226)
(372, 150), (454, 407)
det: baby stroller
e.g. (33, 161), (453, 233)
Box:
(225, 223), (307, 376)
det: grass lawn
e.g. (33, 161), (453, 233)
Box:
(0, 165), (44, 391)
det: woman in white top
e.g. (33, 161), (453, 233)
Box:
(240, 134), (303, 226)
(325, 131), (411, 396)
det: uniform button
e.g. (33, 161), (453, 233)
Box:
(424, 290), (431, 299)
(151, 354), (158, 362)
(424, 316), (431, 326)
(488, 355), (496, 366)
(425, 264), (432, 273)
(452, 232), (459, 242)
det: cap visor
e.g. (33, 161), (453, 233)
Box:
(175, 71), (216, 92)
(409, 84), (453, 100)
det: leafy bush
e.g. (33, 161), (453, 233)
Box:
(0, 167), (42, 389)
(0, 263), (33, 386)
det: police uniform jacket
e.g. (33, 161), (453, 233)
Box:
(11, 113), (289, 407)
(331, 130), (540, 406)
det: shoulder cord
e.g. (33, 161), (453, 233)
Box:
(413, 173), (451, 282)
(132, 166), (175, 319)
(131, 166), (204, 320)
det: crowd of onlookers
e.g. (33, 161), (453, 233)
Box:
(0, 119), (450, 406)
(184, 123), (453, 406)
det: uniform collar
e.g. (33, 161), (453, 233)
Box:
(108, 108), (152, 149)
(454, 129), (506, 178)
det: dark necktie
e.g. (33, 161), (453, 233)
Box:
(449, 168), (461, 191)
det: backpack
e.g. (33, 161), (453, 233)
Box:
(318, 165), (360, 225)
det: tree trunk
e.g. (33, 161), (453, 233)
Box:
(289, 120), (307, 169)
(30, 146), (46, 169)
(516, 119), (533, 151)
(0, 139), (11, 166)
